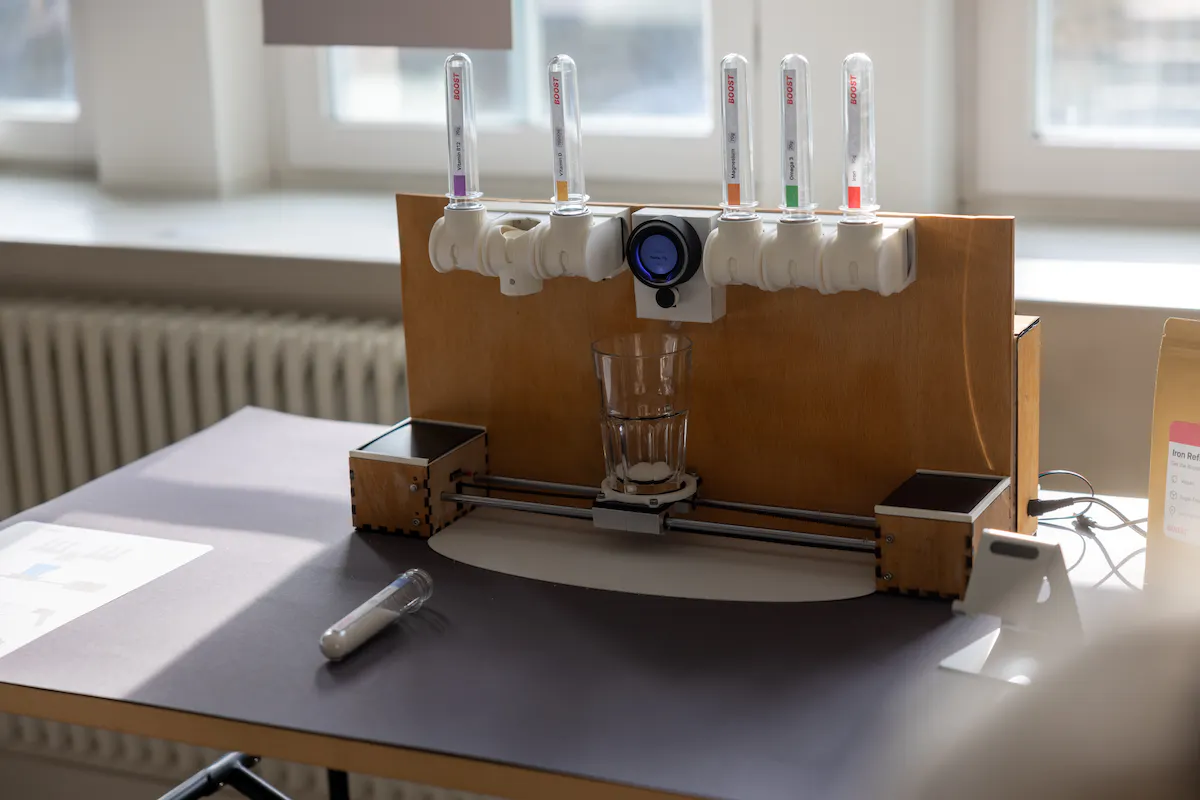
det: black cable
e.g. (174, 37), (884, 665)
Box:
(1037, 469), (1095, 520)
(1028, 495), (1147, 537)
(1073, 496), (1147, 537)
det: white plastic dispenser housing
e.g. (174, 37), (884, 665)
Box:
(703, 53), (765, 290)
(429, 53), (627, 296)
(759, 54), (823, 292)
(820, 53), (914, 296)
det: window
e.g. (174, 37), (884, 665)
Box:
(974, 0), (1200, 205)
(327, 47), (517, 126)
(1037, 0), (1200, 145)
(279, 0), (964, 212)
(0, 0), (77, 118)
(326, 0), (709, 133)
(0, 0), (87, 163)
(277, 0), (751, 188)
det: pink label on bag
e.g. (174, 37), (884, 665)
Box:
(1164, 421), (1200, 544)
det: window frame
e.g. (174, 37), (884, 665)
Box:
(973, 0), (1200, 205)
(274, 0), (755, 188)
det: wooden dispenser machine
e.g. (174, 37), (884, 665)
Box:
(344, 193), (1042, 603)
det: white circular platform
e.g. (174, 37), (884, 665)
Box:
(428, 508), (875, 603)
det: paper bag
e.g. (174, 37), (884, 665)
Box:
(1146, 317), (1200, 600)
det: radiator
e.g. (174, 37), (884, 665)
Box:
(0, 301), (490, 799)
(0, 299), (409, 518)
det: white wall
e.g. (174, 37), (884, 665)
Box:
(71, 0), (269, 195)
(1018, 300), (1200, 497)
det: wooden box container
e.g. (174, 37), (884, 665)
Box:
(875, 471), (1014, 599)
(350, 419), (487, 537)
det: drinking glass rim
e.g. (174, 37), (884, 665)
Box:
(591, 332), (694, 359)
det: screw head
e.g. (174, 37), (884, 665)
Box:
(409, 483), (419, 492)
(883, 572), (894, 581)
(411, 517), (421, 527)
(885, 535), (895, 544)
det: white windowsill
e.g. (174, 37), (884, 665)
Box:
(1015, 222), (1200, 311)
(0, 174), (401, 265)
(2, 174), (1199, 310)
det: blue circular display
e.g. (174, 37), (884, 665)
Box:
(636, 234), (681, 277)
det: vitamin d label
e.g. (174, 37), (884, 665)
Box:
(549, 72), (567, 201)
(1165, 420), (1200, 544)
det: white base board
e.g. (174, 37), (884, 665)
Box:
(429, 508), (876, 602)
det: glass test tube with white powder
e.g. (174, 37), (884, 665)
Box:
(319, 569), (434, 661)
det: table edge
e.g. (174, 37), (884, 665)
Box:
(0, 683), (697, 800)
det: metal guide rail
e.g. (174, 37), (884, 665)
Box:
(444, 473), (878, 555)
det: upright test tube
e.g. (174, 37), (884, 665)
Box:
(840, 53), (878, 222)
(444, 53), (482, 209)
(779, 54), (815, 222)
(548, 54), (588, 215)
(719, 53), (757, 220)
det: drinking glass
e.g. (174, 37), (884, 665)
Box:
(592, 332), (693, 494)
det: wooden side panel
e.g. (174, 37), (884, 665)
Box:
(428, 436), (488, 533)
(973, 486), (1016, 550)
(349, 457), (429, 535)
(1015, 319), (1042, 534)
(875, 487), (1013, 599)
(876, 515), (973, 599)
(398, 194), (1016, 527)
(350, 437), (487, 537)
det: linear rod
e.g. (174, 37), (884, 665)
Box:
(692, 497), (878, 530)
(444, 493), (875, 553)
(468, 474), (599, 497)
(442, 492), (594, 520)
(472, 474), (875, 530)
(664, 517), (875, 553)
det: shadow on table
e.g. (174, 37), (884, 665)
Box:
(22, 475), (351, 542)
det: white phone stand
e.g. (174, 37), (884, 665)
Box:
(939, 529), (1082, 685)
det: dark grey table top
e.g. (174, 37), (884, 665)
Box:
(0, 408), (992, 800)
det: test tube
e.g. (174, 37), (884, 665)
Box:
(840, 53), (879, 222)
(548, 54), (588, 215)
(444, 53), (482, 210)
(319, 568), (434, 661)
(719, 53), (757, 220)
(779, 54), (815, 222)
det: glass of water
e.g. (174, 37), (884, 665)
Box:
(592, 332), (693, 495)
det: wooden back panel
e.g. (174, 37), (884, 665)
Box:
(397, 194), (1015, 523)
